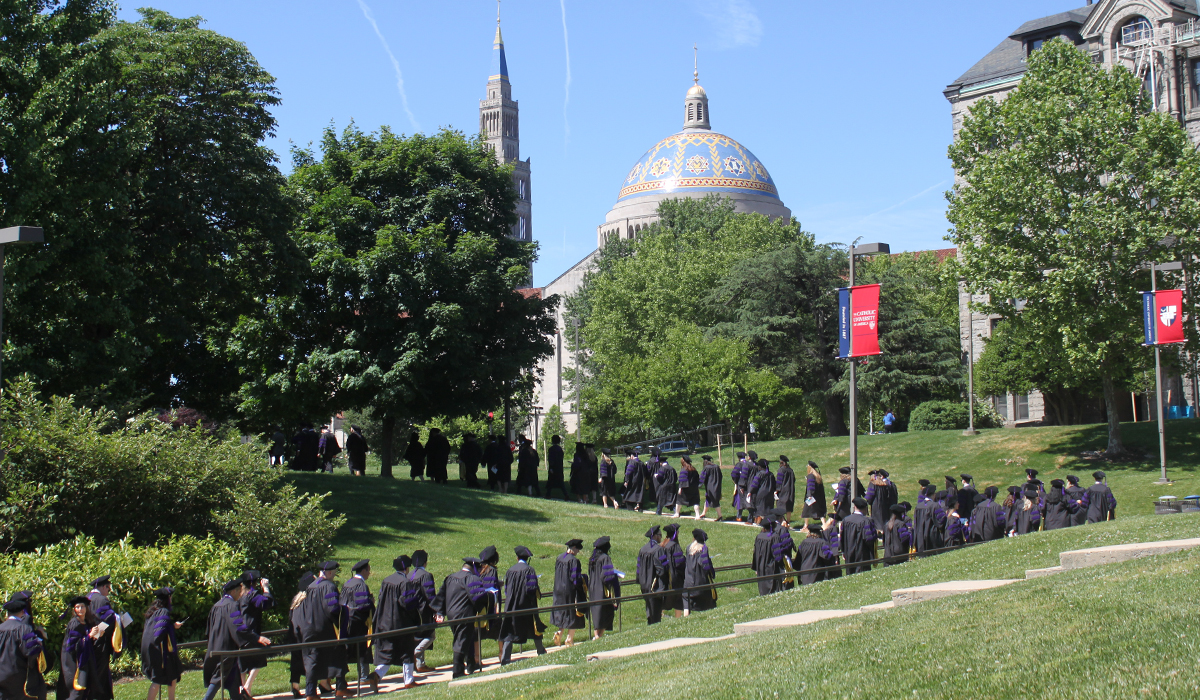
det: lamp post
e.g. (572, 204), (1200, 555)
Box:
(963, 285), (979, 436)
(848, 241), (889, 501)
(0, 226), (44, 394)
(1149, 260), (1184, 484)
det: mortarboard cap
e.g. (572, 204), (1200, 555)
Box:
(351, 559), (370, 573)
(241, 570), (261, 583)
(806, 523), (823, 533)
(889, 504), (906, 515)
(91, 575), (111, 588)
(692, 529), (707, 543)
(66, 595), (91, 608)
(297, 572), (316, 590)
(565, 539), (584, 549)
(223, 579), (243, 593)
(411, 550), (428, 567)
(592, 536), (610, 549)
(320, 561), (340, 571)
(838, 467), (851, 474)
(645, 525), (661, 540)
(960, 474), (973, 482)
(479, 546), (498, 563)
(1066, 475), (1080, 484)
(393, 556), (411, 572)
(1026, 469), (1038, 478)
(153, 587), (173, 601)
(747, 451), (758, 460)
(778, 455), (789, 463)
(852, 496), (868, 510)
(1093, 470), (1106, 480)
(918, 479), (930, 487)
(514, 546), (533, 560)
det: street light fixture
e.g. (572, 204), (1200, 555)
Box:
(848, 241), (889, 502)
(0, 226), (44, 394)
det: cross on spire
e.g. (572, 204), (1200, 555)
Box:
(693, 43), (699, 84)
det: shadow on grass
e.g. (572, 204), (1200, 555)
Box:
(284, 473), (552, 548)
(1040, 418), (1200, 474)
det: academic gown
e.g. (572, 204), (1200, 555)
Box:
(425, 433), (452, 482)
(800, 475), (826, 519)
(587, 550), (620, 631)
(654, 464), (678, 509)
(749, 469), (776, 518)
(730, 461), (749, 511)
(517, 444), (540, 490)
(296, 579), (348, 683)
(834, 478), (866, 518)
(597, 457), (617, 499)
(840, 512), (877, 574)
(1043, 491), (1076, 530)
(771, 526), (797, 590)
(658, 540), (686, 611)
(495, 444), (515, 484)
(237, 587), (275, 671)
(499, 561), (545, 644)
(957, 486), (979, 522)
(1, 615), (44, 700)
(797, 536), (833, 585)
(623, 459), (647, 506)
(1084, 483), (1117, 523)
(679, 468), (701, 507)
(203, 594), (256, 692)
(140, 608), (181, 686)
(477, 565), (502, 641)
(969, 500), (1005, 542)
(636, 540), (664, 624)
(409, 569), (437, 642)
(913, 499), (945, 553)
(433, 569), (486, 653)
(683, 545), (717, 612)
(569, 452), (591, 498)
(1012, 499), (1041, 535)
(1065, 485), (1088, 526)
(752, 529), (779, 595)
(345, 431), (369, 473)
(460, 439), (484, 485)
(85, 590), (121, 699)
(550, 553), (587, 630)
(373, 572), (423, 667)
(292, 429), (320, 471)
(340, 575), (375, 666)
(545, 444), (565, 490)
(882, 517), (911, 564)
(62, 617), (103, 700)
(404, 438), (426, 479)
(866, 480), (898, 531)
(775, 464), (796, 513)
(701, 463), (723, 507)
(821, 524), (842, 580)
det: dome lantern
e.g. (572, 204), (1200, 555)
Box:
(684, 45), (710, 131)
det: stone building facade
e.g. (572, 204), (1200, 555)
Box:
(945, 0), (1199, 424)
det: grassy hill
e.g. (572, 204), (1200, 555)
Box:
(111, 419), (1200, 698)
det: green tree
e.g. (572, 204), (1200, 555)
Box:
(946, 39), (1200, 456)
(2, 8), (301, 418)
(235, 125), (555, 475)
(566, 195), (802, 442)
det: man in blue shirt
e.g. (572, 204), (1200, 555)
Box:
(883, 410), (896, 434)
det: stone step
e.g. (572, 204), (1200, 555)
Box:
(1025, 566), (1064, 579)
(891, 579), (1018, 606)
(733, 609), (861, 636)
(1059, 537), (1200, 570)
(586, 635), (735, 661)
(447, 664), (570, 687)
(860, 601), (895, 612)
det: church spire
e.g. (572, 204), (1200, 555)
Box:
(683, 44), (710, 131)
(491, 0), (508, 83)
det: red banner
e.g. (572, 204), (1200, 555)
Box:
(1154, 288), (1186, 344)
(850, 284), (881, 357)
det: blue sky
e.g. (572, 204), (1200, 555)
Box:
(116, 0), (1085, 286)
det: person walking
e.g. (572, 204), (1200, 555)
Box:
(498, 546), (548, 665)
(409, 551), (437, 673)
(237, 570), (274, 696)
(460, 433), (484, 489)
(699, 455), (723, 521)
(294, 563), (346, 700)
(494, 437), (514, 494)
(622, 450), (647, 512)
(800, 461), (826, 524)
(882, 409), (896, 434)
(432, 558), (487, 678)
(203, 580), (269, 700)
(775, 456), (796, 523)
(676, 456), (702, 519)
(318, 427), (341, 473)
(748, 459), (776, 524)
(597, 448), (618, 508)
(1064, 475), (1088, 526)
(730, 452), (750, 522)
(340, 561), (375, 693)
(970, 487), (1006, 542)
(1083, 471), (1117, 523)
(569, 444), (591, 503)
(683, 529), (716, 616)
(141, 588), (182, 700)
(865, 470), (897, 532)
(484, 435), (501, 491)
(288, 572), (330, 699)
(344, 425), (369, 477)
(270, 427), (288, 466)
(550, 540), (587, 647)
(751, 517), (778, 595)
(372, 556), (423, 690)
(516, 436), (542, 497)
(405, 432), (426, 481)
(797, 523), (835, 584)
(85, 575), (123, 700)
(658, 524), (685, 618)
(425, 428), (451, 484)
(1043, 479), (1077, 531)
(61, 594), (102, 700)
(292, 424), (320, 472)
(636, 526), (664, 625)
(654, 456), (678, 517)
(841, 498), (877, 574)
(545, 436), (568, 499)
(587, 537), (620, 641)
(882, 504), (911, 565)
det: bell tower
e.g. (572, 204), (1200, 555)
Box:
(479, 3), (532, 242)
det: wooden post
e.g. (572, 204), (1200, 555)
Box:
(1131, 392), (1138, 422)
(716, 433), (723, 468)
(743, 434), (747, 455)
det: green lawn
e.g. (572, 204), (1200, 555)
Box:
(113, 419), (1200, 698)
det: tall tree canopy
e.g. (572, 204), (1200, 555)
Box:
(947, 39), (1200, 456)
(234, 125), (555, 474)
(1, 5), (300, 418)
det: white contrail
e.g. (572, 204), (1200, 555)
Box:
(356, 0), (421, 133)
(860, 180), (947, 221)
(560, 0), (571, 147)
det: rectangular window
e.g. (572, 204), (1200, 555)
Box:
(992, 395), (1009, 421)
(1016, 393), (1030, 421)
(1030, 38), (1045, 54)
(1192, 60), (1200, 109)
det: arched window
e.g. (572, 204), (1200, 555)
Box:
(688, 105), (694, 121)
(1121, 16), (1153, 45)
(697, 104), (703, 121)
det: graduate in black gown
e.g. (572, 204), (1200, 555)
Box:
(292, 424), (321, 472)
(751, 517), (779, 595)
(1010, 486), (1042, 535)
(969, 487), (1004, 542)
(587, 537), (621, 639)
(545, 435), (567, 499)
(426, 428), (452, 484)
(636, 526), (664, 625)
(85, 575), (123, 700)
(404, 432), (426, 481)
(730, 452), (750, 522)
(832, 467), (864, 519)
(841, 497), (878, 574)
(800, 462), (826, 522)
(476, 546), (503, 654)
(769, 507), (797, 590)
(203, 580), (263, 700)
(236, 569), (274, 696)
(372, 556), (423, 689)
(676, 456), (702, 519)
(460, 433), (484, 489)
(295, 562), (347, 699)
(775, 456), (796, 522)
(340, 560), (376, 692)
(409, 550), (437, 672)
(683, 529), (717, 615)
(653, 457), (678, 516)
(957, 474), (978, 522)
(597, 448), (618, 508)
(140, 588), (181, 700)
(345, 425), (370, 476)
(516, 435), (541, 496)
(797, 523), (835, 585)
(865, 470), (898, 532)
(1, 593), (45, 700)
(569, 444), (590, 503)
(61, 595), (102, 700)
(699, 455), (723, 521)
(913, 484), (945, 554)
(882, 504), (912, 564)
(1065, 475), (1088, 526)
(748, 459), (776, 524)
(657, 524), (686, 617)
(498, 546), (547, 664)
(432, 557), (487, 678)
(622, 450), (646, 512)
(288, 572), (327, 699)
(1043, 479), (1077, 530)
(1083, 470), (1117, 523)
(550, 540), (587, 646)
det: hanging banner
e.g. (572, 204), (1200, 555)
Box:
(837, 284), (883, 359)
(1143, 288), (1185, 345)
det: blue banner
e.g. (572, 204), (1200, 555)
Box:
(1142, 291), (1155, 346)
(838, 287), (851, 359)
